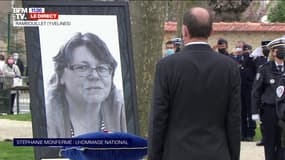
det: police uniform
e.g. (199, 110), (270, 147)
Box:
(254, 41), (271, 146)
(252, 37), (285, 160)
(255, 56), (268, 69)
(277, 71), (285, 149)
(240, 44), (256, 141)
(254, 41), (271, 70)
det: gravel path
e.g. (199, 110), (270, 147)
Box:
(0, 119), (264, 160)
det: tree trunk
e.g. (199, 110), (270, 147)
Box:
(129, 1), (166, 137)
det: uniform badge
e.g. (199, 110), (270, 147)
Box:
(256, 73), (260, 80)
(277, 86), (285, 98)
(270, 79), (275, 84)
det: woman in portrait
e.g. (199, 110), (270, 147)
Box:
(46, 32), (127, 138)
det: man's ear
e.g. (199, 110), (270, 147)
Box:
(182, 25), (191, 39)
(209, 29), (213, 37)
(182, 25), (188, 38)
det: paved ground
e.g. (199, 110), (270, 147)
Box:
(0, 119), (265, 160)
(0, 119), (33, 141)
(241, 141), (264, 160)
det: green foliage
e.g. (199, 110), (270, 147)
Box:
(0, 142), (34, 160)
(254, 123), (262, 141)
(268, 0), (285, 22)
(0, 113), (31, 121)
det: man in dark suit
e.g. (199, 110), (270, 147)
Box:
(148, 7), (241, 160)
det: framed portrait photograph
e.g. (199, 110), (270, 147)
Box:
(22, 1), (138, 159)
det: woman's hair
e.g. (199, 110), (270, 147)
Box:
(48, 32), (118, 90)
(269, 47), (285, 61)
(268, 48), (275, 61)
(47, 32), (119, 111)
(54, 32), (117, 78)
(46, 33), (122, 137)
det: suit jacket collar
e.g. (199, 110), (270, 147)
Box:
(183, 43), (213, 53)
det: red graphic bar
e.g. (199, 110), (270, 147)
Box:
(28, 12), (58, 20)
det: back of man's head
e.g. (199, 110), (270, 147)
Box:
(183, 7), (213, 38)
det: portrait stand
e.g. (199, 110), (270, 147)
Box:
(22, 1), (138, 159)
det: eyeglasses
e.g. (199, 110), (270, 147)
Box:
(69, 63), (112, 77)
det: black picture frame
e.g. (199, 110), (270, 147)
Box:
(22, 1), (138, 159)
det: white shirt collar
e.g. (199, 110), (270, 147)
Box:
(185, 41), (209, 46)
(275, 61), (284, 66)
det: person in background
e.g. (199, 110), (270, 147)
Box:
(171, 38), (183, 53)
(254, 40), (271, 146)
(0, 54), (5, 75)
(230, 43), (244, 65)
(235, 40), (246, 56)
(254, 40), (271, 68)
(251, 40), (271, 60)
(0, 54), (5, 91)
(2, 55), (21, 114)
(240, 44), (256, 141)
(216, 38), (229, 56)
(149, 7), (241, 160)
(237, 40), (246, 49)
(252, 37), (285, 160)
(163, 40), (175, 57)
(276, 40), (285, 151)
(13, 53), (24, 76)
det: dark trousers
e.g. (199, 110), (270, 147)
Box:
(259, 107), (265, 142)
(263, 105), (285, 160)
(241, 88), (256, 138)
(10, 93), (16, 114)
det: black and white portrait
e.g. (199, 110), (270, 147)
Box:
(23, 1), (138, 158)
(39, 15), (126, 137)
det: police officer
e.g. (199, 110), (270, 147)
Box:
(240, 44), (256, 141)
(171, 38), (183, 53)
(252, 37), (285, 160)
(216, 38), (229, 56)
(163, 40), (175, 57)
(254, 40), (271, 68)
(254, 40), (271, 146)
(276, 44), (285, 150)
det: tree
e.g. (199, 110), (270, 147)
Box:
(268, 0), (285, 22)
(209, 0), (252, 21)
(129, 1), (167, 136)
(129, 1), (210, 136)
(240, 1), (268, 22)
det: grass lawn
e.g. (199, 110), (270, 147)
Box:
(0, 141), (34, 160)
(0, 113), (34, 160)
(0, 113), (31, 121)
(254, 122), (262, 141)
